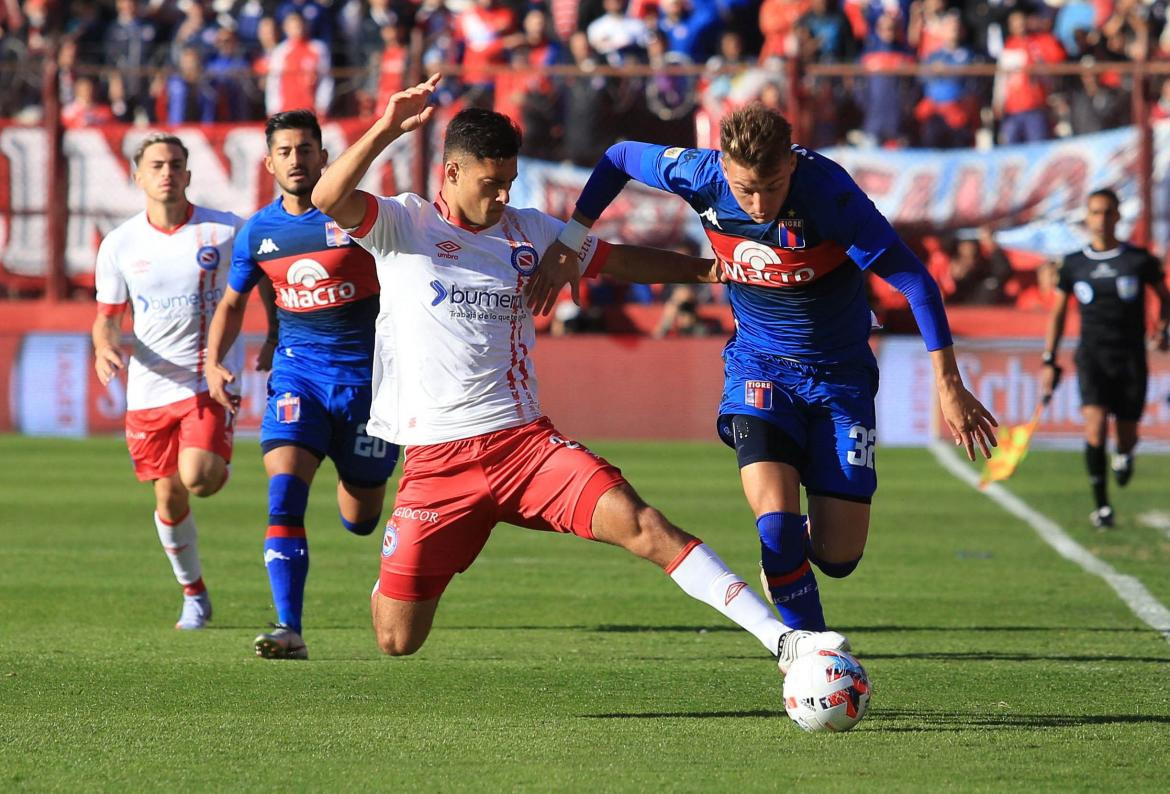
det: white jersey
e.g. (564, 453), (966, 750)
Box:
(351, 193), (607, 446)
(95, 205), (244, 411)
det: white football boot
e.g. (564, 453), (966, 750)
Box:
(777, 629), (851, 675)
(254, 624), (309, 660)
(175, 592), (212, 630)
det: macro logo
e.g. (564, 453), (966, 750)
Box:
(278, 258), (357, 308)
(134, 287), (224, 315)
(725, 241), (815, 286)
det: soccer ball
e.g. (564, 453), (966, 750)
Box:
(782, 649), (871, 733)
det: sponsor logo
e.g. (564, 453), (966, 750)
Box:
(435, 240), (461, 260)
(196, 245), (221, 270)
(256, 237), (280, 255)
(744, 380), (773, 411)
(278, 258), (357, 308)
(721, 239), (816, 286)
(429, 282), (523, 320)
(324, 220), (351, 247)
(276, 392), (301, 423)
(392, 507), (439, 523)
(510, 244), (539, 276)
(1073, 281), (1095, 304)
(382, 521), (399, 557)
(133, 286), (224, 315)
(430, 280), (447, 306)
(724, 581), (747, 606)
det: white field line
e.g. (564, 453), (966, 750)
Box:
(1137, 511), (1170, 540)
(929, 442), (1170, 643)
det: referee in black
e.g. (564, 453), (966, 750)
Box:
(1042, 188), (1170, 528)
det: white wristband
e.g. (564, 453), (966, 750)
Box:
(557, 218), (589, 252)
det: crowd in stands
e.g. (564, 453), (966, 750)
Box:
(0, 0), (1149, 320)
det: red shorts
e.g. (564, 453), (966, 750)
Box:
(124, 392), (234, 481)
(378, 417), (625, 601)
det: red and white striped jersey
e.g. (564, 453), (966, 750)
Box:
(95, 205), (244, 410)
(350, 192), (608, 446)
(264, 37), (333, 115)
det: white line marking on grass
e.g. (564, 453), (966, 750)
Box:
(929, 442), (1170, 643)
(1137, 511), (1170, 540)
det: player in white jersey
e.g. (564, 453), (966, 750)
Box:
(93, 133), (247, 630)
(311, 76), (850, 674)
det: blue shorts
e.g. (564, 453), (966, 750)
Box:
(261, 369), (399, 488)
(716, 348), (879, 502)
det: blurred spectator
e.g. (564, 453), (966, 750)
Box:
(207, 26), (253, 121)
(265, 11), (333, 116)
(961, 0), (1009, 59)
(994, 9), (1065, 144)
(165, 43), (218, 123)
(105, 0), (162, 122)
(587, 0), (649, 62)
(855, 12), (916, 147)
(915, 11), (979, 148)
(170, 0), (218, 65)
(759, 0), (811, 61)
(375, 23), (410, 114)
(61, 75), (115, 128)
(1014, 259), (1060, 313)
(233, 0), (269, 52)
(1052, 0), (1097, 56)
(653, 284), (716, 338)
(56, 37), (80, 105)
(907, 0), (950, 57)
(454, 0), (520, 108)
(276, 0), (333, 44)
(1152, 77), (1170, 121)
(415, 0), (456, 67)
(511, 7), (564, 159)
(702, 29), (750, 112)
(658, 0), (722, 63)
(937, 228), (1012, 305)
(795, 0), (858, 63)
(564, 30), (619, 166)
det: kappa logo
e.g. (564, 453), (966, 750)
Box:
(256, 237), (280, 255)
(436, 240), (461, 260)
(264, 548), (291, 565)
(699, 206), (722, 229)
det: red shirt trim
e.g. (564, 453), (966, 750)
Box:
(97, 301), (128, 316)
(434, 193), (487, 233)
(351, 191), (380, 239)
(582, 239), (612, 279)
(145, 203), (195, 235)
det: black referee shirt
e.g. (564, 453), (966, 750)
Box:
(1058, 244), (1164, 350)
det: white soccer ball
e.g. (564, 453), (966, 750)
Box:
(782, 649), (871, 733)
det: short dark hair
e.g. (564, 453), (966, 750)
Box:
(133, 132), (188, 166)
(1088, 188), (1120, 210)
(443, 108), (522, 162)
(265, 109), (322, 149)
(720, 103), (793, 173)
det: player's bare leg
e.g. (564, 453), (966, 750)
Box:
(589, 482), (846, 671)
(740, 461), (829, 630)
(177, 447), (229, 496)
(371, 593), (441, 656)
(1111, 418), (1140, 488)
(1082, 404), (1114, 527)
(337, 480), (387, 536)
(254, 446), (321, 659)
(805, 495), (870, 572)
(153, 474), (211, 629)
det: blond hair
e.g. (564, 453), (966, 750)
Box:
(132, 132), (189, 167)
(719, 103), (793, 172)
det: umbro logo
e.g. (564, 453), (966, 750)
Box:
(436, 240), (461, 260)
(257, 238), (280, 255)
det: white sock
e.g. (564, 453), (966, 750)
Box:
(154, 511), (203, 588)
(668, 541), (788, 655)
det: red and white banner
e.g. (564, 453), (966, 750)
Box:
(0, 119), (417, 281)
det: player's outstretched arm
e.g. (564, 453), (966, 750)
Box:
(92, 310), (126, 386)
(932, 346), (999, 460)
(602, 244), (720, 285)
(312, 73), (440, 228)
(206, 286), (249, 411)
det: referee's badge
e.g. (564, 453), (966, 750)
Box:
(1117, 275), (1139, 301)
(1073, 281), (1094, 305)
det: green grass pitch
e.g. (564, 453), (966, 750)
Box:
(2, 436), (1169, 792)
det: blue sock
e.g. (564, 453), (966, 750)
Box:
(265, 474), (310, 634)
(758, 511), (826, 631)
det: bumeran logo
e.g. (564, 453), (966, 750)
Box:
(429, 280), (522, 321)
(135, 287), (225, 315)
(279, 258), (357, 308)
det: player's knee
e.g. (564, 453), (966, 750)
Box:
(375, 625), (427, 657)
(184, 476), (222, 498)
(810, 554), (862, 579)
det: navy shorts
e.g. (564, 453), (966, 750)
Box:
(717, 348), (879, 502)
(261, 369), (399, 487)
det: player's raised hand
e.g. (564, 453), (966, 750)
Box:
(94, 346), (125, 386)
(939, 382), (999, 461)
(206, 361), (237, 413)
(526, 239), (581, 316)
(381, 73), (441, 135)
